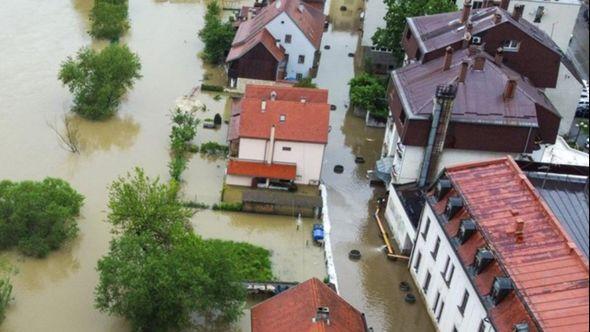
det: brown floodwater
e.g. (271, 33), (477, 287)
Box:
(0, 0), (433, 331)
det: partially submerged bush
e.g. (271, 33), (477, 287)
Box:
(168, 108), (199, 182)
(200, 141), (228, 156)
(0, 260), (13, 324)
(212, 202), (242, 212)
(89, 0), (130, 40)
(0, 178), (84, 257)
(59, 44), (141, 120)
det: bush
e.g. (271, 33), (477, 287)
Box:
(168, 108), (199, 181)
(200, 141), (229, 156)
(204, 239), (273, 280)
(349, 73), (388, 119)
(0, 178), (84, 257)
(294, 77), (317, 88)
(89, 0), (129, 40)
(0, 276), (11, 323)
(198, 1), (236, 64)
(212, 202), (243, 212)
(181, 201), (210, 209)
(59, 44), (142, 120)
(168, 155), (188, 182)
(201, 84), (224, 92)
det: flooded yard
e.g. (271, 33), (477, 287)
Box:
(0, 0), (433, 331)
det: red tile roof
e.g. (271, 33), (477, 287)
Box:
(392, 49), (558, 126)
(230, 0), (325, 53)
(226, 28), (286, 62)
(229, 84), (330, 144)
(251, 278), (368, 332)
(227, 159), (296, 180)
(432, 157), (589, 332)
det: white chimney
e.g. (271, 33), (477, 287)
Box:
(261, 100), (267, 112)
(298, 3), (305, 12)
(266, 125), (276, 164)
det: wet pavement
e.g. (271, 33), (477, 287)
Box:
(0, 0), (433, 331)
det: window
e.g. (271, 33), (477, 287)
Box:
(433, 291), (441, 312)
(296, 73), (303, 80)
(423, 271), (432, 294)
(421, 218), (431, 240)
(298, 55), (305, 64)
(534, 6), (545, 23)
(442, 256), (450, 276)
(458, 290), (470, 315)
(478, 319), (486, 332)
(436, 301), (445, 322)
(472, 0), (483, 9)
(279, 114), (286, 122)
(445, 265), (455, 285)
(414, 251), (422, 272)
(285, 34), (292, 43)
(282, 147), (291, 151)
(431, 237), (441, 260)
(502, 40), (520, 52)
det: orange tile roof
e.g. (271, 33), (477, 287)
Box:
(230, 84), (330, 144)
(227, 159), (296, 180)
(434, 157), (589, 332)
(251, 278), (368, 332)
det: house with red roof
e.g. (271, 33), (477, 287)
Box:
(409, 156), (589, 332)
(226, 0), (325, 86)
(250, 278), (369, 332)
(226, 84), (329, 187)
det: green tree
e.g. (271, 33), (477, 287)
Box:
(89, 0), (130, 40)
(199, 1), (236, 64)
(372, 0), (457, 65)
(96, 169), (259, 330)
(0, 260), (12, 324)
(0, 178), (84, 257)
(59, 44), (142, 120)
(349, 73), (388, 119)
(293, 77), (317, 88)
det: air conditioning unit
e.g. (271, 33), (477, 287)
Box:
(474, 248), (494, 274)
(456, 218), (477, 244)
(434, 179), (452, 201)
(491, 277), (513, 305)
(445, 196), (463, 219)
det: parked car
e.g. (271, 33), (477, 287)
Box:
(576, 105), (589, 118)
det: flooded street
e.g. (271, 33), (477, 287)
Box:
(0, 0), (431, 331)
(315, 0), (435, 331)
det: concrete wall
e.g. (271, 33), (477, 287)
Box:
(226, 174), (253, 186)
(384, 184), (417, 253)
(410, 205), (493, 332)
(273, 140), (325, 184)
(267, 12), (317, 79)
(545, 63), (584, 135)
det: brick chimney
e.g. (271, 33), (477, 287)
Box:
(494, 47), (504, 65)
(443, 47), (454, 71)
(512, 4), (524, 21)
(458, 61), (469, 83)
(504, 79), (517, 99)
(460, 0), (472, 23)
(492, 13), (502, 24)
(473, 55), (486, 70)
(515, 218), (524, 243)
(500, 0), (510, 10)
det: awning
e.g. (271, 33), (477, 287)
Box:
(374, 157), (394, 184)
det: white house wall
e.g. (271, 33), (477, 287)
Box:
(384, 184), (417, 252)
(273, 140), (325, 184)
(267, 12), (317, 79)
(545, 63), (583, 136)
(238, 138), (267, 161)
(226, 174), (253, 186)
(410, 204), (493, 332)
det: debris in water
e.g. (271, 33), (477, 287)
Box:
(348, 52), (355, 57)
(355, 156), (365, 164)
(340, 5), (347, 11)
(399, 282), (411, 292)
(330, 104), (337, 111)
(349, 249), (361, 260)
(404, 293), (416, 304)
(334, 165), (344, 174)
(324, 45), (331, 50)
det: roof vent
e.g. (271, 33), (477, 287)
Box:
(445, 196), (463, 219)
(298, 3), (305, 12)
(490, 277), (513, 305)
(261, 100), (267, 112)
(314, 307), (330, 324)
(456, 218), (476, 244)
(435, 179), (452, 201)
(513, 322), (530, 332)
(474, 248), (494, 274)
(300, 97), (307, 104)
(275, 0), (282, 9)
(471, 36), (482, 45)
(270, 91), (277, 101)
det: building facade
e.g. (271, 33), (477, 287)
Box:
(226, 84), (329, 187)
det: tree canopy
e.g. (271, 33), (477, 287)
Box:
(198, 1), (236, 64)
(372, 0), (458, 65)
(0, 178), (84, 257)
(59, 44), (141, 120)
(349, 73), (388, 119)
(96, 169), (271, 331)
(89, 0), (130, 40)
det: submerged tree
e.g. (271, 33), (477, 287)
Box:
(96, 169), (250, 330)
(372, 0), (457, 65)
(89, 0), (130, 41)
(349, 73), (388, 119)
(59, 44), (141, 120)
(198, 1), (235, 64)
(0, 260), (12, 324)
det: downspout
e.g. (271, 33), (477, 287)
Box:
(418, 84), (458, 188)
